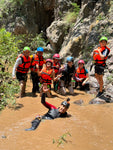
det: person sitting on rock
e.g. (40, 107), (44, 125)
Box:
(93, 36), (110, 97)
(74, 60), (89, 91)
(37, 59), (62, 97)
(59, 56), (75, 95)
(12, 47), (31, 98)
(25, 86), (70, 131)
(52, 54), (61, 92)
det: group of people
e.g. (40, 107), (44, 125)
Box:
(12, 47), (89, 98)
(12, 36), (110, 98)
(12, 36), (110, 131)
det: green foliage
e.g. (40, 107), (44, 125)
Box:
(53, 132), (71, 147)
(0, 72), (19, 111)
(63, 3), (80, 24)
(0, 28), (21, 110)
(71, 2), (80, 14)
(97, 14), (106, 21)
(30, 33), (47, 50)
(0, 28), (21, 64)
(63, 12), (77, 24)
(12, 0), (25, 5)
(15, 33), (47, 53)
(107, 74), (113, 83)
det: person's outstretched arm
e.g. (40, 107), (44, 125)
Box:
(41, 93), (57, 110)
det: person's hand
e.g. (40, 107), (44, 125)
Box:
(60, 65), (65, 70)
(42, 83), (49, 92)
(57, 73), (62, 78)
(82, 82), (85, 86)
(36, 64), (39, 69)
(56, 64), (59, 68)
(79, 78), (84, 81)
(12, 76), (16, 80)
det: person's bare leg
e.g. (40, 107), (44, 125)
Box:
(19, 81), (24, 98)
(99, 75), (103, 92)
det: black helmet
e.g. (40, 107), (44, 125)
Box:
(61, 98), (70, 109)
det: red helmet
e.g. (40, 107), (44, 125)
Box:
(46, 59), (53, 64)
(78, 60), (85, 64)
(53, 54), (60, 59)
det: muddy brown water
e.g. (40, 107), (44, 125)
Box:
(0, 79), (113, 150)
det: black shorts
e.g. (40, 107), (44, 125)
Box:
(95, 65), (105, 75)
(16, 72), (27, 82)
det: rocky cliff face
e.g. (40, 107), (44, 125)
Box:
(47, 0), (112, 60)
(1, 0), (55, 34)
(46, 0), (113, 98)
(0, 0), (80, 34)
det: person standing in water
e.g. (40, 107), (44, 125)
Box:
(12, 47), (31, 98)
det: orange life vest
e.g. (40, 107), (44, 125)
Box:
(30, 54), (45, 72)
(40, 67), (53, 85)
(75, 67), (87, 81)
(52, 62), (60, 74)
(17, 55), (31, 73)
(93, 46), (110, 66)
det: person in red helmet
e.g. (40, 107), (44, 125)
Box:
(37, 59), (62, 97)
(52, 54), (61, 92)
(74, 60), (89, 91)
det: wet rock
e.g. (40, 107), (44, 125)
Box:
(73, 99), (84, 105)
(89, 97), (106, 104)
(1, 135), (7, 139)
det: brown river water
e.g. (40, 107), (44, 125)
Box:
(0, 79), (113, 150)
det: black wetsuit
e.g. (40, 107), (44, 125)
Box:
(25, 93), (67, 131)
(60, 64), (75, 86)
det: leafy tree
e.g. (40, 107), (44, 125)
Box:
(0, 28), (21, 110)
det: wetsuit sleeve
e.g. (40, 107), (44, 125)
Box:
(41, 93), (57, 110)
(12, 57), (22, 77)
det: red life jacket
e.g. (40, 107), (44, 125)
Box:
(40, 67), (53, 85)
(30, 54), (45, 72)
(16, 55), (31, 73)
(52, 62), (60, 74)
(75, 67), (87, 81)
(93, 46), (110, 66)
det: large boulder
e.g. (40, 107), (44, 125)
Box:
(13, 17), (28, 34)
(89, 98), (106, 104)
(46, 21), (69, 52)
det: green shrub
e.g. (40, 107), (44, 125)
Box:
(0, 28), (21, 110)
(63, 3), (80, 24)
(53, 132), (71, 147)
